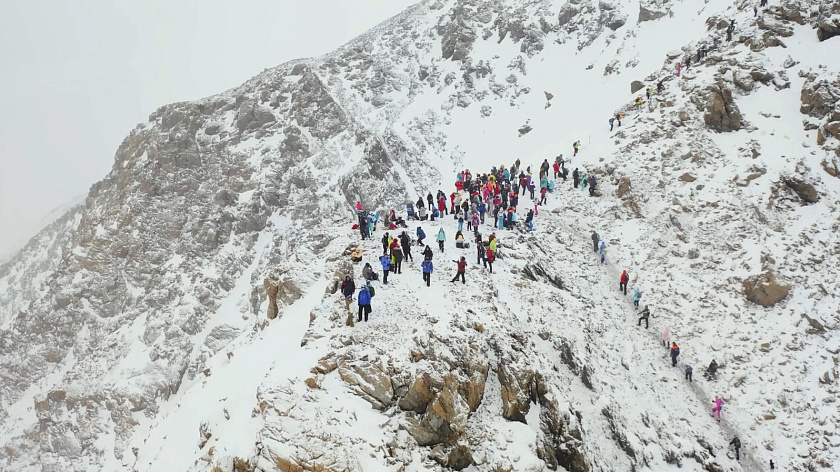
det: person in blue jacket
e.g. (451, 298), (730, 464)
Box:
(416, 226), (426, 246)
(380, 254), (391, 284)
(357, 283), (373, 322)
(478, 201), (486, 223)
(421, 260), (433, 287)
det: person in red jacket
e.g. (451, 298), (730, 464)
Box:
(619, 270), (629, 295)
(450, 192), (456, 213)
(438, 196), (447, 216)
(484, 248), (495, 273)
(450, 256), (467, 284)
(553, 161), (561, 179)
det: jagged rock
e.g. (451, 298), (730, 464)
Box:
(638, 1), (668, 23)
(203, 324), (243, 353)
(699, 84), (742, 132)
(817, 10), (840, 41)
(544, 91), (554, 101)
(497, 360), (534, 423)
(458, 365), (489, 412)
(399, 373), (436, 413)
(800, 73), (840, 118)
(818, 128), (826, 145)
(742, 272), (790, 307)
(557, 3), (579, 27)
(630, 80), (644, 94)
(733, 70), (755, 92)
(782, 177), (819, 203)
(236, 98), (276, 132)
(264, 278), (279, 319)
(519, 124), (533, 136)
(339, 358), (394, 410)
(439, 7), (477, 61)
(616, 177), (631, 198)
(408, 374), (469, 446)
(679, 173), (697, 182)
(825, 121), (840, 136)
(313, 353), (341, 374)
(448, 444), (473, 470)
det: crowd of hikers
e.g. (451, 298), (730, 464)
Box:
(336, 9), (769, 463)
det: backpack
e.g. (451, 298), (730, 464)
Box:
(367, 285), (375, 298)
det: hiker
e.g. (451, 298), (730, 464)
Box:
(357, 282), (373, 322)
(458, 214), (464, 232)
(588, 175), (597, 196)
(580, 174), (587, 191)
(646, 87), (652, 100)
(754, 5), (758, 16)
(477, 241), (486, 265)
(379, 253), (391, 284)
(421, 259), (434, 287)
(685, 56), (692, 69)
(381, 232), (390, 254)
(406, 202), (415, 220)
(711, 396), (725, 421)
(598, 239), (607, 263)
(423, 245), (433, 261)
(704, 359), (719, 380)
(670, 342), (680, 367)
(609, 116), (615, 131)
(540, 159), (550, 179)
(485, 246), (495, 273)
(573, 140), (581, 157)
(553, 160), (561, 178)
(619, 270), (629, 295)
(632, 288), (642, 308)
(341, 275), (355, 313)
(416, 227), (427, 247)
(638, 305), (651, 328)
(437, 228), (446, 252)
(455, 232), (466, 248)
(391, 240), (403, 274)
(591, 231), (600, 253)
(730, 436), (741, 460)
(657, 80), (664, 92)
(573, 168), (580, 188)
(616, 112), (623, 126)
(770, 460), (775, 470)
(538, 184), (547, 206)
(362, 263), (378, 281)
(400, 231), (413, 261)
(635, 96), (644, 108)
(450, 256), (467, 284)
(470, 212), (480, 232)
(676, 62), (682, 77)
(684, 364), (693, 382)
(426, 192), (435, 211)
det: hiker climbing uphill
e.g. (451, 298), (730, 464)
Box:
(711, 396), (725, 421)
(729, 436), (741, 461)
(591, 231), (600, 253)
(423, 245), (433, 262)
(573, 140), (580, 156)
(670, 342), (680, 367)
(632, 288), (642, 308)
(437, 228), (446, 252)
(619, 270), (629, 295)
(341, 276), (355, 313)
(573, 168), (580, 188)
(416, 226), (426, 246)
(704, 359), (719, 380)
(638, 305), (651, 328)
(684, 364), (693, 382)
(450, 256), (467, 284)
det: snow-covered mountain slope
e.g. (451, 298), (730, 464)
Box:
(1, 0), (839, 471)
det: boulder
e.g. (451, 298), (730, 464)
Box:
(203, 324), (243, 353)
(630, 80), (644, 94)
(235, 98), (276, 132)
(701, 84), (742, 132)
(782, 177), (819, 203)
(497, 360), (534, 423)
(616, 177), (631, 198)
(408, 374), (470, 446)
(817, 16), (840, 42)
(557, 3), (579, 26)
(638, 1), (668, 22)
(824, 121), (840, 136)
(742, 272), (790, 307)
(264, 278), (279, 319)
(679, 173), (697, 182)
(339, 359), (394, 410)
(800, 73), (840, 118)
(399, 373), (437, 413)
(733, 70), (755, 92)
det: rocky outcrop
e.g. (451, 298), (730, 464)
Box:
(438, 2), (478, 61)
(630, 80), (644, 94)
(782, 177), (820, 203)
(742, 272), (790, 307)
(700, 84), (742, 132)
(235, 98), (276, 132)
(638, 0), (669, 23)
(264, 278), (279, 319)
(408, 374), (470, 446)
(497, 359), (535, 423)
(800, 73), (840, 119)
(338, 358), (394, 410)
(399, 372), (437, 413)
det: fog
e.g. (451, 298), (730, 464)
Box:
(0, 0), (419, 260)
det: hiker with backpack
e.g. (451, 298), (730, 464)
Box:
(609, 116), (615, 132)
(638, 305), (651, 328)
(484, 246), (495, 273)
(379, 253), (391, 284)
(421, 259), (434, 287)
(619, 270), (629, 295)
(670, 342), (680, 367)
(357, 282), (374, 322)
(341, 276), (355, 313)
(729, 436), (741, 461)
(632, 288), (642, 308)
(450, 256), (467, 284)
(437, 228), (446, 252)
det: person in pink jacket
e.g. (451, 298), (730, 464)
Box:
(711, 396), (725, 421)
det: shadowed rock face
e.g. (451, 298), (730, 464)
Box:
(742, 272), (790, 307)
(700, 84), (742, 132)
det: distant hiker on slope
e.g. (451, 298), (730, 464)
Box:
(540, 159), (550, 179)
(619, 270), (629, 295)
(573, 140), (581, 157)
(341, 275), (355, 313)
(657, 80), (664, 93)
(588, 174), (597, 196)
(416, 226), (426, 246)
(609, 116), (615, 132)
(390, 239), (403, 274)
(711, 396), (725, 421)
(573, 168), (581, 188)
(598, 239), (607, 263)
(670, 341), (680, 367)
(684, 364), (693, 382)
(646, 87), (653, 100)
(357, 282), (373, 322)
(427, 192), (435, 211)
(379, 253), (391, 284)
(381, 232), (390, 254)
(704, 359), (719, 380)
(632, 288), (642, 308)
(423, 245), (433, 262)
(553, 159), (561, 178)
(437, 228), (446, 252)
(638, 305), (651, 328)
(676, 62), (682, 77)
(591, 231), (600, 253)
(421, 259), (434, 287)
(400, 231), (413, 261)
(484, 246), (495, 273)
(730, 436), (741, 461)
(450, 256), (467, 284)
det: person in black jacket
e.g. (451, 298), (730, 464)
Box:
(423, 245), (433, 262)
(704, 359), (719, 380)
(340, 276), (355, 313)
(729, 436), (741, 461)
(399, 232), (413, 261)
(381, 232), (390, 254)
(670, 342), (680, 367)
(589, 175), (597, 196)
(573, 168), (580, 188)
(426, 192), (435, 210)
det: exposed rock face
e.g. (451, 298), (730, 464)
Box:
(338, 358), (394, 410)
(782, 177), (820, 203)
(264, 278), (279, 319)
(399, 372), (437, 413)
(700, 84), (742, 132)
(800, 73), (840, 119)
(638, 0), (669, 23)
(235, 98), (276, 132)
(615, 177), (631, 198)
(408, 374), (470, 446)
(203, 324), (243, 352)
(816, 0), (840, 41)
(743, 272), (791, 307)
(630, 80), (644, 93)
(497, 359), (534, 423)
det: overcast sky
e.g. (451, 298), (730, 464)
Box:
(0, 0), (419, 259)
